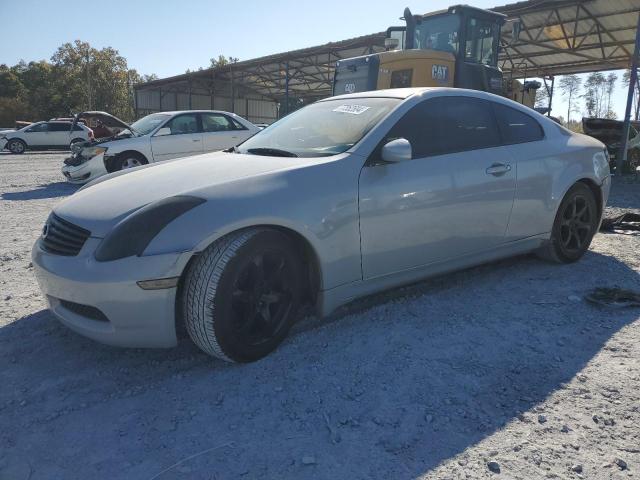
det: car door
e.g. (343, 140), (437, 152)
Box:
(490, 102), (548, 240)
(150, 113), (203, 161)
(200, 112), (250, 151)
(23, 122), (50, 146)
(358, 95), (516, 279)
(47, 122), (72, 147)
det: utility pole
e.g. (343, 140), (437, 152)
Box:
(619, 12), (640, 173)
(86, 51), (92, 110)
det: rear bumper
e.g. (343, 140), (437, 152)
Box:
(62, 153), (107, 184)
(32, 237), (191, 348)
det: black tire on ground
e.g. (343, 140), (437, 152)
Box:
(182, 228), (303, 362)
(113, 152), (147, 171)
(537, 182), (598, 263)
(70, 138), (85, 148)
(7, 139), (26, 154)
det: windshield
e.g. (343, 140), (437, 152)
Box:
(128, 113), (171, 136)
(414, 13), (459, 54)
(237, 98), (400, 158)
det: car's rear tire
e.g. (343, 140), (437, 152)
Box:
(7, 139), (26, 154)
(537, 182), (598, 263)
(182, 229), (303, 362)
(114, 152), (147, 171)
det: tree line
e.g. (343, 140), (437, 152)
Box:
(0, 40), (157, 127)
(536, 70), (636, 125)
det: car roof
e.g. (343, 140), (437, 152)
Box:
(326, 87), (509, 102)
(150, 110), (241, 116)
(327, 86), (552, 121)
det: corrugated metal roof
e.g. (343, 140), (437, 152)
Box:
(136, 0), (639, 98)
(495, 0), (640, 76)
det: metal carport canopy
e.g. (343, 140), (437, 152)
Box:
(496, 0), (640, 77)
(134, 33), (388, 101)
(135, 0), (640, 101)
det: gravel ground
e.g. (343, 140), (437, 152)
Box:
(1, 152), (639, 480)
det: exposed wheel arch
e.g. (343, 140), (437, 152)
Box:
(6, 138), (27, 154)
(105, 150), (148, 173)
(175, 225), (323, 338)
(577, 178), (603, 224)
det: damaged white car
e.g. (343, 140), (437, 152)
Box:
(62, 111), (260, 184)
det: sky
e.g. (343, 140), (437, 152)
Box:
(0, 0), (631, 120)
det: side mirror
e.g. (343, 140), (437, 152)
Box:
(381, 138), (412, 163)
(155, 127), (171, 137)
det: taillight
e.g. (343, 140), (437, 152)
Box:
(88, 129), (94, 139)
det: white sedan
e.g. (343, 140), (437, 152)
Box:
(33, 87), (610, 362)
(61, 110), (260, 184)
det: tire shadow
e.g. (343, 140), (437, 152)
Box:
(1, 182), (80, 200)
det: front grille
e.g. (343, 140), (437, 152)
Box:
(41, 214), (91, 256)
(59, 299), (109, 322)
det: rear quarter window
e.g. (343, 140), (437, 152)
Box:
(492, 103), (544, 145)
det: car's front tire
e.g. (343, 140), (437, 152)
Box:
(182, 229), (303, 362)
(7, 139), (26, 154)
(538, 182), (598, 263)
(114, 152), (147, 171)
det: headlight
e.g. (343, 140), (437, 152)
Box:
(82, 146), (107, 159)
(95, 195), (205, 262)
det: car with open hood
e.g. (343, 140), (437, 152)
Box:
(61, 110), (260, 184)
(33, 87), (610, 363)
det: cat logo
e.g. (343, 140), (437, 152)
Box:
(344, 83), (356, 93)
(431, 65), (449, 82)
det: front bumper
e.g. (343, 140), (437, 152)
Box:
(61, 153), (107, 184)
(32, 236), (191, 348)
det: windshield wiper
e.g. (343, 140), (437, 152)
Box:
(246, 147), (298, 157)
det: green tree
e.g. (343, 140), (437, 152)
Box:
(604, 72), (618, 119)
(558, 74), (581, 123)
(209, 55), (239, 68)
(583, 72), (607, 118)
(622, 69), (640, 121)
(534, 86), (550, 110)
(0, 40), (156, 125)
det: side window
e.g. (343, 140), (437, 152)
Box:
(385, 96), (501, 158)
(492, 103), (544, 145)
(26, 123), (49, 133)
(165, 114), (199, 135)
(390, 69), (413, 88)
(230, 117), (247, 130)
(465, 17), (497, 65)
(48, 123), (71, 132)
(201, 113), (243, 132)
(73, 124), (84, 131)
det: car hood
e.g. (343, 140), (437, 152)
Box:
(54, 151), (309, 237)
(72, 111), (131, 130)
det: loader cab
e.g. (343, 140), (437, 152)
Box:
(401, 5), (506, 93)
(333, 5), (506, 96)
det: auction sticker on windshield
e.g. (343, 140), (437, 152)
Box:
(333, 105), (371, 115)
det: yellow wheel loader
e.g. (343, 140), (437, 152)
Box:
(333, 5), (538, 108)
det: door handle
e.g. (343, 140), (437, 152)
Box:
(485, 163), (511, 176)
(192, 139), (201, 142)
